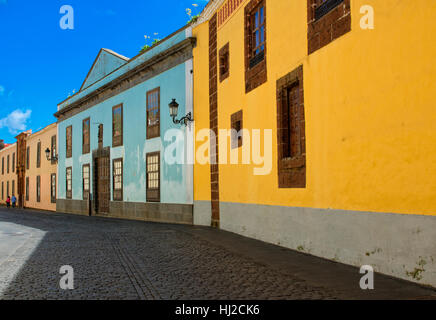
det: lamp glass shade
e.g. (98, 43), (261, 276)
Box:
(169, 99), (179, 118)
(45, 148), (51, 160)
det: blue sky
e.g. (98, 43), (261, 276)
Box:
(0, 0), (207, 143)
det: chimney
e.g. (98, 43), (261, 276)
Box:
(0, 140), (4, 150)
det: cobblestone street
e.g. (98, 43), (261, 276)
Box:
(0, 208), (435, 300)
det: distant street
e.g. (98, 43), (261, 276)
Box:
(0, 207), (435, 300)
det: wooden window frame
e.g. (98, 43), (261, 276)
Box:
(1, 157), (4, 175)
(146, 152), (160, 203)
(36, 141), (41, 168)
(244, 0), (267, 93)
(219, 43), (230, 82)
(112, 158), (123, 202)
(12, 180), (15, 197)
(66, 167), (72, 199)
(231, 110), (243, 149)
(277, 65), (306, 188)
(51, 135), (57, 165)
(36, 175), (41, 202)
(66, 126), (73, 158)
(146, 88), (160, 139)
(51, 173), (57, 203)
(1, 181), (3, 200)
(6, 181), (9, 198)
(112, 104), (123, 147)
(307, 0), (351, 54)
(25, 177), (29, 201)
(7, 155), (9, 174)
(82, 118), (90, 154)
(26, 147), (30, 170)
(12, 152), (15, 172)
(82, 164), (90, 201)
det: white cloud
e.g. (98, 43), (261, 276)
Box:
(0, 109), (32, 135)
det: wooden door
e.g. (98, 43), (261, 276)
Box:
(95, 155), (110, 214)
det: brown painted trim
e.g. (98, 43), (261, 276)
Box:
(219, 42), (230, 82)
(112, 104), (123, 148)
(209, 14), (220, 228)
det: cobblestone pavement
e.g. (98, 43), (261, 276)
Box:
(0, 208), (435, 300)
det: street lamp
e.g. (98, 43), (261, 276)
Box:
(45, 147), (58, 162)
(169, 99), (193, 126)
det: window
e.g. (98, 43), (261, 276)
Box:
(25, 177), (29, 201)
(83, 118), (90, 154)
(66, 126), (72, 158)
(7, 155), (9, 173)
(36, 142), (41, 168)
(51, 174), (56, 203)
(146, 89), (160, 139)
(12, 152), (15, 172)
(66, 167), (72, 199)
(36, 176), (41, 202)
(244, 0), (267, 93)
(112, 159), (123, 201)
(82, 164), (90, 200)
(51, 135), (57, 164)
(277, 66), (306, 188)
(26, 147), (30, 170)
(307, 0), (351, 54)
(219, 43), (230, 82)
(1, 157), (3, 175)
(231, 110), (243, 149)
(7, 181), (9, 198)
(146, 152), (160, 202)
(1, 181), (3, 199)
(12, 180), (15, 196)
(112, 104), (123, 147)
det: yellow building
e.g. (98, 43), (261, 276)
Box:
(0, 143), (18, 205)
(23, 123), (57, 211)
(192, 0), (436, 286)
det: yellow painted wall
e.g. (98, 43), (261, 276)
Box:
(24, 123), (57, 211)
(193, 0), (436, 215)
(0, 143), (18, 204)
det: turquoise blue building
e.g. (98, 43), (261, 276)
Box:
(54, 26), (196, 224)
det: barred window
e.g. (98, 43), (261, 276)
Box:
(112, 158), (123, 201)
(112, 105), (123, 147)
(82, 164), (90, 200)
(147, 88), (160, 139)
(66, 167), (72, 199)
(146, 152), (160, 202)
(12, 152), (15, 172)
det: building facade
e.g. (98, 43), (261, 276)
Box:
(192, 0), (436, 286)
(55, 27), (196, 224)
(23, 123), (58, 212)
(0, 143), (17, 205)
